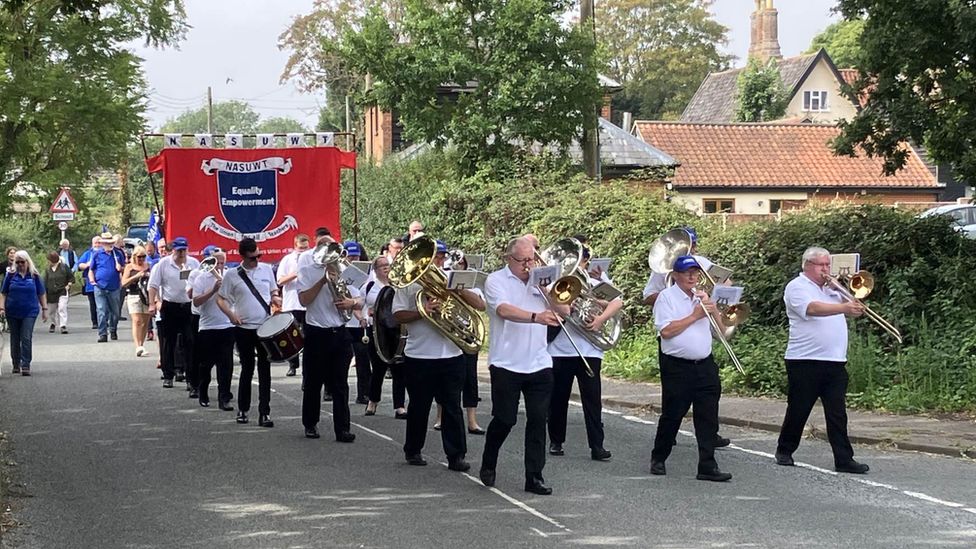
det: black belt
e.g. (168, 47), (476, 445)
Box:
(663, 353), (713, 365)
(309, 325), (344, 333)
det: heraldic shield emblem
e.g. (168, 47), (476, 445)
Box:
(199, 157), (298, 241)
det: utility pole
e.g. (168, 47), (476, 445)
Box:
(207, 86), (214, 134)
(345, 95), (352, 150)
(580, 0), (600, 182)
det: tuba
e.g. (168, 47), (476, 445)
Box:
(388, 236), (485, 354)
(312, 241), (354, 323)
(540, 238), (623, 351)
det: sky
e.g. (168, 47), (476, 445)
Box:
(132, 0), (841, 131)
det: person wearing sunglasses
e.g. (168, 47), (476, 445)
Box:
(0, 250), (48, 376)
(122, 246), (152, 357)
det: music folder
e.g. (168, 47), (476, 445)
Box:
(707, 263), (734, 285)
(711, 285), (743, 307)
(340, 265), (369, 289)
(588, 257), (612, 274)
(590, 282), (622, 301)
(830, 253), (861, 277)
(528, 265), (560, 288)
(351, 260), (372, 274)
(447, 270), (487, 291)
(464, 254), (485, 271)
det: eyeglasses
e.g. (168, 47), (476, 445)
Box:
(245, 253), (262, 260)
(14, 260), (25, 265)
(808, 261), (831, 267)
(135, 255), (147, 259)
(509, 256), (535, 264)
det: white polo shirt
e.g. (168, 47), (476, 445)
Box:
(364, 279), (386, 323)
(278, 250), (305, 313)
(219, 264), (276, 330)
(784, 273), (849, 361)
(148, 255), (200, 303)
(548, 276), (619, 360)
(484, 267), (552, 374)
(391, 283), (462, 360)
(344, 279), (369, 329)
(653, 283), (712, 361)
(643, 255), (713, 299)
(297, 264), (359, 329)
(297, 247), (316, 269)
(191, 272), (233, 331)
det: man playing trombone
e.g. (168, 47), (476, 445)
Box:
(649, 256), (732, 482)
(775, 247), (870, 474)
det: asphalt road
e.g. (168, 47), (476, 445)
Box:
(1, 303), (975, 548)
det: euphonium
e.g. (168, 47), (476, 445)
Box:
(388, 235), (485, 354)
(540, 238), (623, 351)
(312, 241), (354, 323)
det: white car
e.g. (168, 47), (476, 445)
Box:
(919, 204), (976, 239)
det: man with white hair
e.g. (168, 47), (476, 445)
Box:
(76, 236), (101, 329)
(775, 247), (869, 474)
(58, 239), (76, 271)
(408, 220), (425, 241)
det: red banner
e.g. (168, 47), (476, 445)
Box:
(146, 147), (355, 262)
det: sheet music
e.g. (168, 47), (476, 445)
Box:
(707, 263), (734, 284)
(590, 282), (622, 301)
(340, 265), (369, 289)
(464, 254), (485, 271)
(711, 285), (743, 307)
(529, 265), (560, 288)
(588, 257), (611, 274)
(351, 260), (372, 275)
(447, 270), (477, 290)
(830, 253), (861, 277)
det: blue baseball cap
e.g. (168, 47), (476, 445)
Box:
(672, 255), (700, 273)
(172, 237), (189, 250)
(683, 226), (698, 244)
(201, 245), (221, 258)
(343, 241), (363, 257)
(435, 240), (448, 254)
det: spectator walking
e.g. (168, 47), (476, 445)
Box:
(0, 250), (47, 375)
(77, 236), (100, 330)
(122, 245), (152, 356)
(89, 232), (123, 342)
(42, 251), (72, 334)
(58, 239), (77, 271)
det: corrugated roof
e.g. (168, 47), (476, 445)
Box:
(633, 121), (941, 189)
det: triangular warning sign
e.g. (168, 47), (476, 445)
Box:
(49, 188), (79, 213)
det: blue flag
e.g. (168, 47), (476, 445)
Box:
(147, 210), (161, 244)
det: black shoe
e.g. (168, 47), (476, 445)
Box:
(447, 458), (470, 472)
(591, 448), (612, 461)
(433, 423), (441, 431)
(175, 373), (185, 382)
(323, 392), (333, 402)
(258, 415), (274, 428)
(49, 324), (55, 333)
(199, 399), (210, 408)
(468, 427), (486, 435)
(97, 335), (107, 343)
(715, 436), (731, 448)
(775, 452), (795, 466)
(119, 317), (127, 322)
(524, 477), (553, 496)
(162, 379), (174, 388)
(479, 468), (496, 487)
(696, 469), (732, 482)
(355, 396), (369, 405)
(836, 461), (869, 474)
(91, 324), (98, 330)
(236, 411), (249, 424)
(305, 427), (320, 439)
(11, 365), (20, 374)
(364, 407), (376, 416)
(110, 331), (118, 340)
(549, 442), (564, 456)
(60, 327), (68, 334)
(336, 431), (356, 443)
(286, 367), (297, 377)
(218, 400), (234, 411)
(405, 453), (427, 466)
(20, 367), (30, 377)
(395, 410), (408, 420)
(188, 389), (199, 399)
(650, 460), (666, 475)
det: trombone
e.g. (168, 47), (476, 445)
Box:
(531, 244), (596, 378)
(825, 270), (903, 344)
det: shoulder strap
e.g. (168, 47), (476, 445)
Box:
(364, 280), (376, 298)
(237, 265), (270, 315)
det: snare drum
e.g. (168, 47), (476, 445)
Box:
(256, 312), (304, 362)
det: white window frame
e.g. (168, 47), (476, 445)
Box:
(803, 90), (829, 112)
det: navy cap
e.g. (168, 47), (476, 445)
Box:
(172, 237), (189, 250)
(672, 255), (700, 273)
(343, 241), (363, 257)
(435, 240), (448, 254)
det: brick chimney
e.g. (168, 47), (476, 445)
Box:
(748, 0), (782, 62)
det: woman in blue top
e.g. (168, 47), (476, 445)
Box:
(0, 250), (47, 376)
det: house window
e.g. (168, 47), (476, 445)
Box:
(770, 199), (782, 214)
(703, 198), (735, 214)
(803, 90), (829, 112)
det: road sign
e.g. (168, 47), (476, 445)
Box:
(57, 221), (68, 231)
(49, 188), (79, 214)
(52, 212), (75, 221)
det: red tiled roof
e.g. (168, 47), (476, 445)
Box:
(633, 122), (940, 189)
(838, 69), (859, 87)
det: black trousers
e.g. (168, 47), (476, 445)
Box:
(403, 355), (466, 459)
(235, 327), (272, 416)
(548, 356), (605, 449)
(302, 325), (353, 434)
(651, 353), (721, 472)
(367, 338), (406, 408)
(461, 353), (480, 408)
(776, 359), (855, 466)
(160, 301), (194, 383)
(86, 291), (97, 326)
(481, 366), (553, 479)
(346, 326), (371, 400)
(196, 327), (235, 403)
(287, 310), (305, 371)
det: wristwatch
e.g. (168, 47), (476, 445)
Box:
(530, 312), (536, 323)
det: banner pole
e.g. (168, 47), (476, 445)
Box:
(353, 166), (360, 244)
(140, 136), (164, 236)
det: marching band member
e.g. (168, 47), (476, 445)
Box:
(649, 256), (731, 482)
(480, 237), (560, 495)
(393, 240), (480, 471)
(191, 251), (235, 411)
(408, 220), (425, 241)
(297, 245), (362, 442)
(385, 237), (404, 265)
(277, 233), (310, 377)
(217, 238), (280, 427)
(547, 237), (620, 461)
(364, 255), (408, 419)
(343, 241), (372, 405)
(775, 247), (869, 474)
(298, 227), (333, 269)
(148, 236), (200, 389)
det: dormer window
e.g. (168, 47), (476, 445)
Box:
(803, 90), (829, 112)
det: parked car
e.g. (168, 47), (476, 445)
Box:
(123, 223), (150, 252)
(919, 204), (976, 239)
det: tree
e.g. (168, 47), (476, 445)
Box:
(338, 0), (603, 169)
(159, 101), (261, 134)
(832, 1), (976, 188)
(805, 19), (865, 69)
(733, 57), (788, 122)
(0, 0), (186, 211)
(596, 0), (732, 121)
